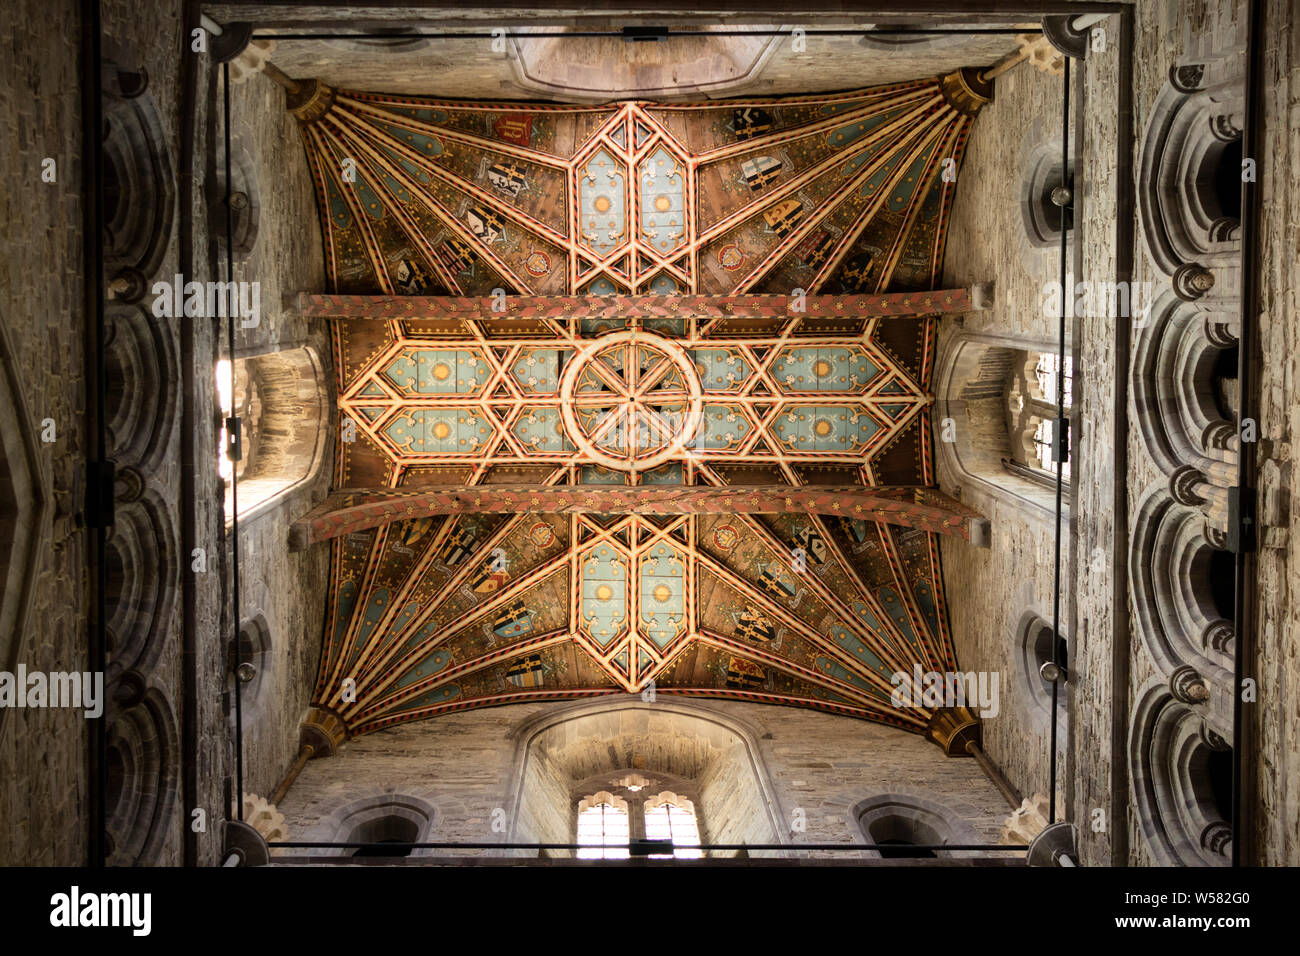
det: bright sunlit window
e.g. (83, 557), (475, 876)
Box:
(576, 793), (630, 860)
(1032, 353), (1072, 480)
(643, 793), (703, 859)
(216, 358), (234, 483)
(1034, 352), (1073, 409)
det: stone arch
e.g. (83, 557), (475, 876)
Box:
(1139, 64), (1243, 275)
(857, 24), (945, 47)
(1132, 291), (1238, 533)
(1129, 680), (1232, 867)
(1137, 60), (1244, 322)
(1133, 291), (1238, 474)
(209, 140), (260, 261)
(105, 686), (179, 866)
(1129, 485), (1235, 685)
(1015, 611), (1068, 731)
(100, 58), (174, 294)
(934, 332), (1067, 518)
(223, 345), (330, 522)
(506, 699), (784, 856)
(0, 319), (50, 730)
(312, 793), (440, 859)
(505, 27), (783, 101)
(851, 791), (983, 859)
(324, 30), (431, 52)
(228, 612), (271, 722)
(104, 303), (177, 471)
(1020, 138), (1075, 249)
(103, 489), (178, 681)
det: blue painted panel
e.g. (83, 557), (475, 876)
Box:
(382, 349), (490, 395)
(513, 406), (572, 452)
(581, 543), (628, 648)
(771, 405), (879, 453)
(691, 349), (751, 392)
(638, 146), (686, 255)
(639, 542), (686, 649)
(771, 347), (878, 392)
(384, 409), (492, 454)
(578, 149), (627, 256)
(511, 349), (561, 394)
(694, 404), (751, 450)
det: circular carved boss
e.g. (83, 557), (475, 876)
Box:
(558, 330), (704, 472)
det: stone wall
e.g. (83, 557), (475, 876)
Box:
(1071, 9), (1127, 869)
(219, 57), (331, 812)
(1118, 0), (1249, 867)
(934, 48), (1074, 810)
(0, 0), (330, 865)
(1243, 0), (1299, 866)
(251, 29), (1018, 102)
(0, 0), (91, 868)
(7, 0), (1297, 871)
(276, 699), (1013, 859)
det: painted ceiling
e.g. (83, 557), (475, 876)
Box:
(294, 70), (987, 741)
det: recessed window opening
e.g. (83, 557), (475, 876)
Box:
(576, 793), (631, 860)
(643, 793), (703, 860)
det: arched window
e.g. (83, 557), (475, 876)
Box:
(643, 792), (703, 859)
(934, 335), (1071, 517)
(348, 814), (418, 858)
(853, 794), (980, 860)
(1004, 351), (1072, 486)
(1016, 612), (1069, 731)
(1020, 141), (1075, 249)
(575, 792), (630, 859)
(216, 346), (328, 522)
(311, 795), (437, 859)
(227, 614), (270, 723)
(1130, 682), (1232, 866)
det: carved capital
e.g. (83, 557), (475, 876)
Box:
(1202, 618), (1235, 655)
(1169, 63), (1206, 93)
(1169, 465), (1208, 506)
(288, 79), (336, 126)
(241, 793), (288, 842)
(1209, 112), (1243, 142)
(1000, 792), (1066, 845)
(299, 705), (348, 757)
(926, 705), (982, 756)
(107, 267), (148, 304)
(939, 68), (993, 116)
(1170, 664), (1210, 704)
(1201, 821), (1233, 857)
(1173, 263), (1216, 301)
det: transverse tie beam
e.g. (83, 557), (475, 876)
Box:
(295, 287), (989, 322)
(287, 484), (991, 551)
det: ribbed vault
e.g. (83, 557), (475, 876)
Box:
(288, 70), (992, 749)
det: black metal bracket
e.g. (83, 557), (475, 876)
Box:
(1228, 486), (1257, 553)
(622, 26), (669, 42)
(1041, 16), (1091, 60)
(629, 838), (674, 856)
(226, 416), (242, 462)
(211, 22), (255, 63)
(1052, 416), (1071, 466)
(85, 459), (116, 529)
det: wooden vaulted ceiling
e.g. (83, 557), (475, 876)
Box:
(290, 69), (990, 742)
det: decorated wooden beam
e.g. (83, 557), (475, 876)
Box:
(288, 484), (990, 551)
(295, 287), (989, 322)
